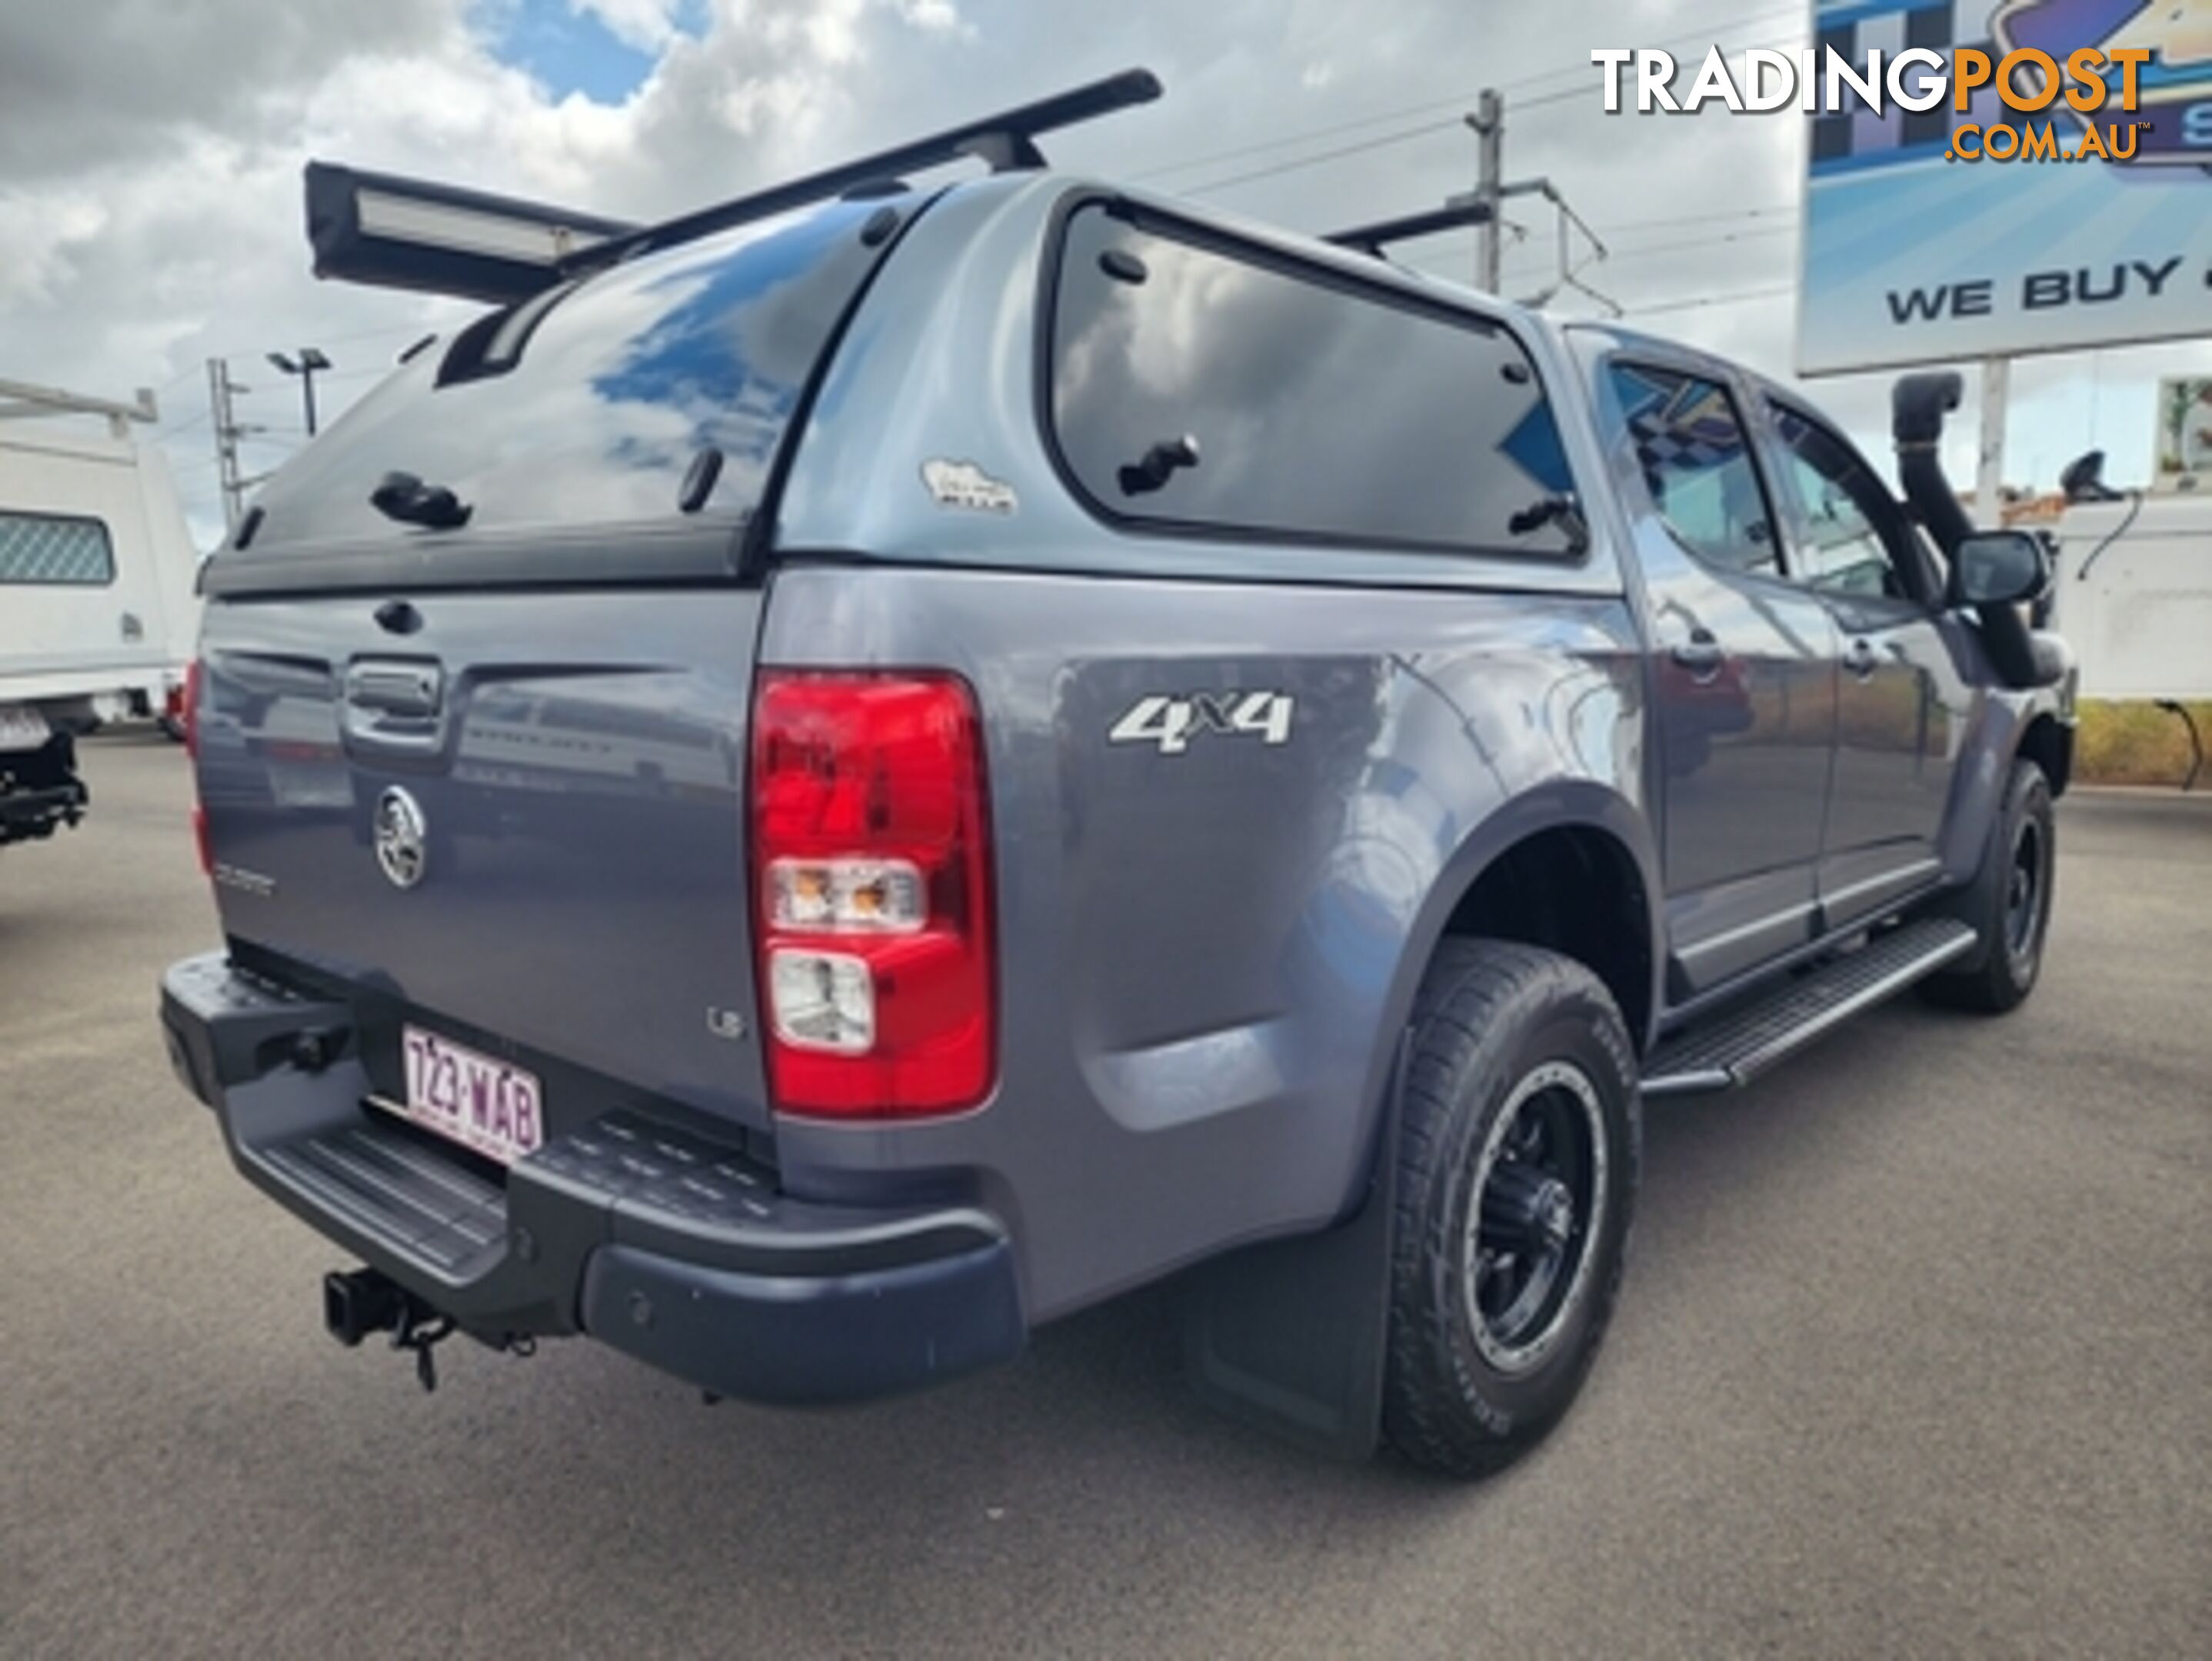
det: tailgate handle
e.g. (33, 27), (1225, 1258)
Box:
(347, 661), (444, 719)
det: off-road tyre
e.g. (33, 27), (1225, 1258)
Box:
(1921, 758), (2054, 1014)
(1382, 939), (1640, 1480)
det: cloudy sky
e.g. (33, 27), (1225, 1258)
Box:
(4, 0), (2204, 547)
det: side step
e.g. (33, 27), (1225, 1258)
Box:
(1643, 918), (1977, 1097)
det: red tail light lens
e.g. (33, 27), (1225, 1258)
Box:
(184, 659), (209, 876)
(182, 659), (202, 760)
(750, 671), (994, 1119)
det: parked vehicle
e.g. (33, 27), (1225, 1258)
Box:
(2, 378), (201, 849)
(159, 74), (2074, 1476)
(2040, 451), (2212, 703)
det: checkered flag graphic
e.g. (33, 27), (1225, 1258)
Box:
(1621, 374), (1747, 494)
(1809, 1), (2010, 166)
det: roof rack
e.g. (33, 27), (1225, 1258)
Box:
(1321, 200), (1493, 260)
(304, 68), (1164, 307)
(0, 377), (159, 438)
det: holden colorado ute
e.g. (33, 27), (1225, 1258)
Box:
(159, 73), (2073, 1476)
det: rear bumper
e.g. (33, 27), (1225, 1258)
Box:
(0, 735), (88, 844)
(159, 952), (1024, 1405)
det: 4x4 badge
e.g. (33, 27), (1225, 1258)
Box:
(1109, 691), (1294, 755)
(921, 458), (1017, 515)
(373, 786), (428, 890)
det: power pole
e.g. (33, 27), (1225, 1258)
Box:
(1976, 357), (2010, 524)
(1467, 89), (1504, 293)
(205, 358), (259, 534)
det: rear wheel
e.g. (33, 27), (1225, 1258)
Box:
(1922, 758), (2054, 1014)
(1383, 940), (1640, 1479)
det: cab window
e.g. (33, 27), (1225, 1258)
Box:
(1767, 404), (1910, 600)
(1606, 362), (1777, 578)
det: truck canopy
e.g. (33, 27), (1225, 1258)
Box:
(228, 193), (916, 576)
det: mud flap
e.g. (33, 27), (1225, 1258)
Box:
(1181, 1036), (1404, 1462)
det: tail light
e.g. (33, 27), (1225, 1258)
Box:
(184, 659), (210, 877)
(182, 660), (202, 759)
(750, 671), (994, 1119)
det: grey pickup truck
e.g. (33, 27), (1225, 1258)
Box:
(159, 72), (2073, 1476)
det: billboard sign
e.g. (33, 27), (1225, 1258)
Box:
(1797, 1), (2212, 376)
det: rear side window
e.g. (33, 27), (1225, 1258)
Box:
(0, 511), (115, 586)
(1047, 202), (1577, 556)
(1607, 363), (1777, 578)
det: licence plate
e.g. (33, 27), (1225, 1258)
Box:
(391, 1027), (544, 1167)
(0, 704), (51, 750)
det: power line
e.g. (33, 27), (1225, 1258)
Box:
(1182, 117), (1467, 197)
(1153, 2), (1807, 195)
(1500, 219), (1797, 283)
(1617, 284), (1796, 319)
(155, 319), (441, 395)
(1596, 202), (1800, 236)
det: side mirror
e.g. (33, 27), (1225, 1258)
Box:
(1951, 530), (2049, 607)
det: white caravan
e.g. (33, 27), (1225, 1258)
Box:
(2044, 453), (2212, 702)
(2, 378), (202, 848)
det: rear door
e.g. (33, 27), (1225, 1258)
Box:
(1598, 358), (1838, 998)
(1757, 398), (1972, 928)
(196, 195), (916, 1133)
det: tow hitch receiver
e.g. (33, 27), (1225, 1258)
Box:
(323, 1267), (455, 1392)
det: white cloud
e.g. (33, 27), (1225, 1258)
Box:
(573, 0), (692, 52)
(891, 0), (966, 34)
(1, 0), (2204, 548)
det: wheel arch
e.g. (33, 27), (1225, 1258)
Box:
(2017, 710), (2073, 798)
(1351, 785), (1662, 1186)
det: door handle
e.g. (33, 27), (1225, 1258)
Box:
(1671, 631), (1724, 680)
(341, 659), (448, 761)
(346, 661), (443, 718)
(1843, 637), (1880, 680)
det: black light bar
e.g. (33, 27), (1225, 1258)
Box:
(303, 68), (1164, 306)
(561, 67), (1164, 277)
(305, 162), (639, 305)
(1323, 200), (1494, 259)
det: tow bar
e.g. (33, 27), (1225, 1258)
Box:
(322, 1267), (455, 1392)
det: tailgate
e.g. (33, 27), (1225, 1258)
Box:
(191, 193), (921, 1133)
(198, 589), (768, 1127)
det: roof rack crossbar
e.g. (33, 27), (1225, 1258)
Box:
(563, 67), (1161, 276)
(0, 378), (159, 429)
(301, 68), (1162, 307)
(1322, 200), (1494, 260)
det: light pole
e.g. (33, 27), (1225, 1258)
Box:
(266, 348), (331, 436)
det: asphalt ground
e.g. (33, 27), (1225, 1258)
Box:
(4, 732), (2207, 1658)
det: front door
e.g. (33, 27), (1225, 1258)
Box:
(1758, 400), (1974, 930)
(1601, 359), (1838, 1000)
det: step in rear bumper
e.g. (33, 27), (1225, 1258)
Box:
(0, 778), (88, 838)
(158, 951), (1024, 1405)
